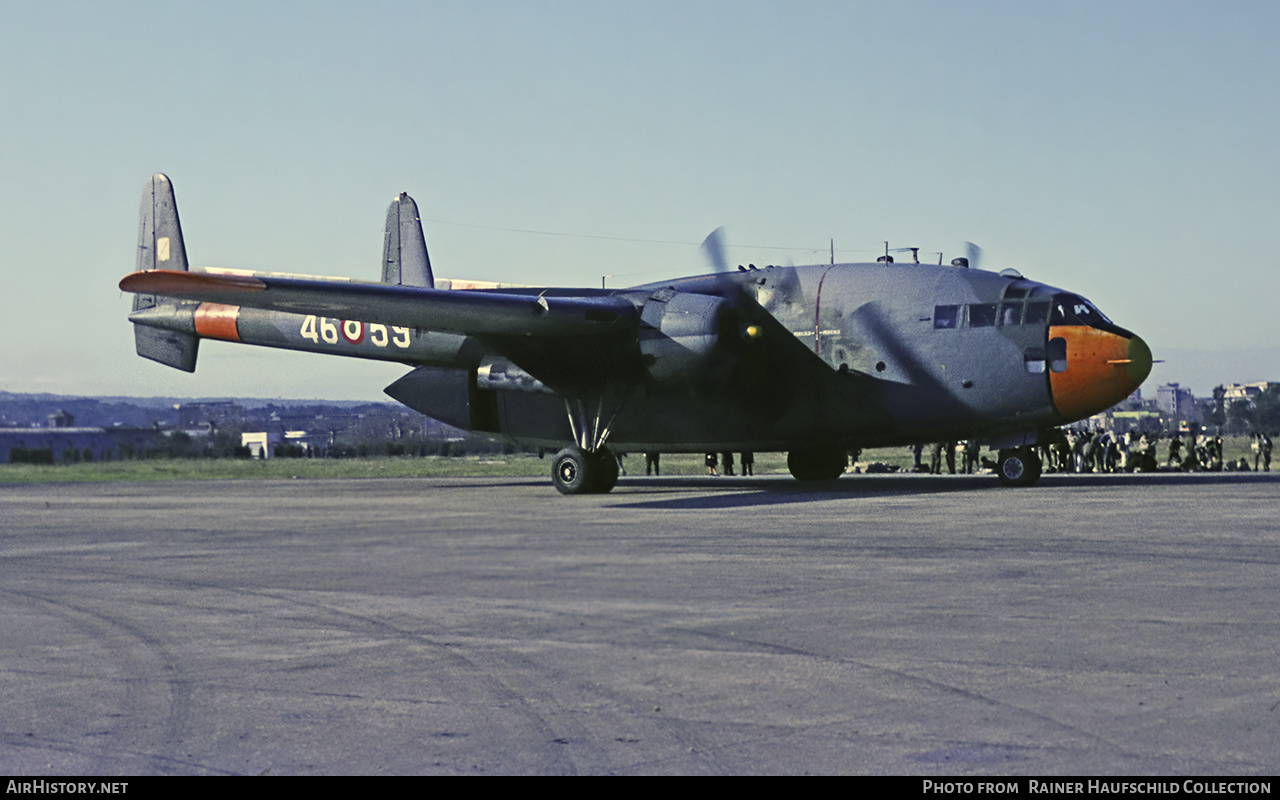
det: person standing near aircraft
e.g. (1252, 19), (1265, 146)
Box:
(929, 442), (944, 474)
(741, 451), (754, 476)
(1167, 435), (1183, 469)
(705, 453), (719, 476)
(645, 452), (660, 476)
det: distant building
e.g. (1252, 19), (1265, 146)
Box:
(178, 400), (244, 429)
(0, 426), (165, 464)
(1223, 382), (1272, 402)
(1156, 383), (1196, 420)
(241, 430), (316, 459)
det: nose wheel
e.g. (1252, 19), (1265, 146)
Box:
(552, 446), (619, 494)
(996, 447), (1042, 487)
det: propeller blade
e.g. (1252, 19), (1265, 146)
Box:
(701, 227), (729, 275)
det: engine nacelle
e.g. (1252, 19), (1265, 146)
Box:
(638, 290), (731, 382)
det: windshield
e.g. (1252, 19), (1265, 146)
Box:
(1050, 293), (1133, 337)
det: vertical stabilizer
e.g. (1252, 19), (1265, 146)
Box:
(131, 173), (199, 371)
(381, 192), (434, 287)
(137, 174), (189, 274)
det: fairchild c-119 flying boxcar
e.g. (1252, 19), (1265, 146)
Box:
(120, 174), (1152, 493)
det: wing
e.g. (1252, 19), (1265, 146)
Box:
(119, 270), (637, 336)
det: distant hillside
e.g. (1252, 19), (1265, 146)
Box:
(0, 391), (403, 429)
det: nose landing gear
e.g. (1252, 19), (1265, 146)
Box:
(996, 447), (1042, 487)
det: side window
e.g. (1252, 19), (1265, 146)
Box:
(1023, 346), (1045, 373)
(934, 305), (959, 329)
(1047, 337), (1068, 373)
(968, 303), (997, 327)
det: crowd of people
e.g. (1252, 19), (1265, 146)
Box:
(1037, 428), (1271, 473)
(906, 429), (1274, 475)
(632, 431), (1274, 477)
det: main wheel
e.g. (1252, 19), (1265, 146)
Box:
(551, 446), (619, 494)
(590, 447), (619, 493)
(996, 447), (1043, 487)
(787, 446), (847, 481)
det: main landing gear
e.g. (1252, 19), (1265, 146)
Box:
(996, 447), (1042, 487)
(787, 446), (848, 481)
(552, 445), (619, 495)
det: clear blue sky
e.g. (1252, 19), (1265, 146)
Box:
(2, 0), (1276, 399)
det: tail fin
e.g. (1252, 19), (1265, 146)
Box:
(381, 192), (434, 288)
(130, 173), (199, 371)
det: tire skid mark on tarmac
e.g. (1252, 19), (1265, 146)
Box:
(0, 587), (235, 776)
(20, 562), (583, 775)
(26, 560), (741, 774)
(657, 624), (1136, 760)
(212, 584), (583, 775)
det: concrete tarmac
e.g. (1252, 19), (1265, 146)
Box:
(1, 472), (1277, 775)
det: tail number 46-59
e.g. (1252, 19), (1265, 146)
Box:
(299, 316), (410, 348)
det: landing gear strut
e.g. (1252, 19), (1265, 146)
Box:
(996, 447), (1042, 487)
(553, 393), (624, 495)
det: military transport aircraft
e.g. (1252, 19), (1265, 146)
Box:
(120, 174), (1152, 493)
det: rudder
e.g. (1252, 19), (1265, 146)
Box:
(381, 192), (434, 288)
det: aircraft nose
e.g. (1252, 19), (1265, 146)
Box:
(1048, 328), (1152, 421)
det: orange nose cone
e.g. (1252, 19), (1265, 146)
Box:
(1048, 328), (1152, 421)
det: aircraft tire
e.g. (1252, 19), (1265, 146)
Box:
(787, 446), (847, 481)
(551, 446), (618, 494)
(996, 447), (1042, 487)
(552, 447), (592, 494)
(591, 447), (619, 493)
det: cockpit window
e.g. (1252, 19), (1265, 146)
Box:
(1049, 293), (1132, 338)
(933, 305), (959, 329)
(998, 302), (1022, 327)
(1050, 294), (1112, 326)
(1024, 302), (1049, 325)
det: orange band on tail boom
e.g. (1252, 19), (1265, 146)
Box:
(194, 303), (241, 342)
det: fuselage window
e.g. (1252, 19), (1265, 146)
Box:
(934, 305), (959, 329)
(1023, 346), (1046, 373)
(968, 303), (997, 327)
